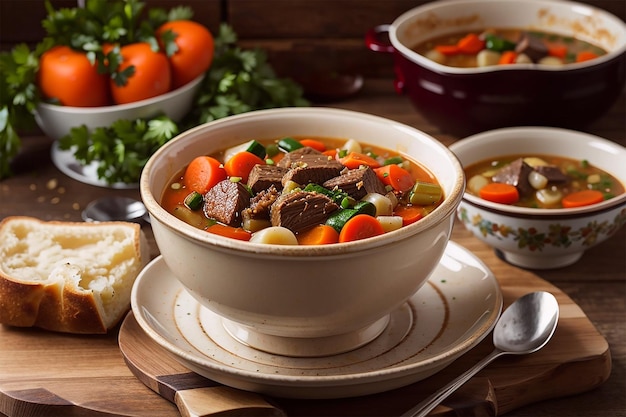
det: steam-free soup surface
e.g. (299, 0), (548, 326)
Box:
(465, 153), (623, 208)
(161, 136), (444, 244)
(413, 28), (607, 68)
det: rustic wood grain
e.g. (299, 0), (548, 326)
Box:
(0, 231), (612, 417)
(0, 77), (623, 416)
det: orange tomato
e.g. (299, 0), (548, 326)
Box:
(38, 46), (110, 107)
(157, 20), (214, 89)
(111, 42), (171, 105)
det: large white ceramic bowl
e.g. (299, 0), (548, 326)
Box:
(450, 127), (626, 269)
(140, 107), (465, 357)
(35, 74), (203, 140)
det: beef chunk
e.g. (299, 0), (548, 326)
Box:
(534, 165), (568, 183)
(270, 191), (339, 233)
(277, 146), (323, 168)
(515, 32), (549, 62)
(247, 164), (288, 193)
(242, 185), (280, 221)
(492, 158), (534, 196)
(203, 180), (251, 226)
(280, 154), (344, 186)
(323, 166), (387, 200)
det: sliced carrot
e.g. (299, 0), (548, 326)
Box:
(184, 156), (228, 194)
(339, 152), (381, 169)
(547, 44), (567, 59)
(373, 164), (414, 192)
(394, 205), (424, 226)
(223, 151), (265, 182)
(576, 51), (599, 63)
(323, 149), (337, 159)
(456, 33), (485, 54)
(561, 189), (604, 208)
(435, 44), (460, 55)
(297, 224), (339, 245)
(206, 224), (251, 241)
(479, 183), (520, 205)
(338, 214), (385, 243)
(299, 139), (326, 152)
(499, 51), (517, 65)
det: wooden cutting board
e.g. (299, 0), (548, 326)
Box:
(0, 240), (611, 417)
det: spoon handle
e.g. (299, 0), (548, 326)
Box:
(400, 348), (505, 417)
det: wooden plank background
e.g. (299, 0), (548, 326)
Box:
(2, 0), (624, 80)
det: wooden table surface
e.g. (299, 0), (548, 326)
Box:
(1, 78), (624, 416)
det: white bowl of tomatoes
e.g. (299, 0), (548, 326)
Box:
(34, 18), (213, 140)
(35, 73), (203, 140)
(140, 107), (465, 357)
(450, 127), (626, 269)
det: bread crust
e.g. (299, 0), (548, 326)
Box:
(0, 216), (149, 334)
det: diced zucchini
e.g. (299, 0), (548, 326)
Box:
(245, 140), (266, 159)
(325, 201), (376, 233)
(278, 137), (303, 153)
(184, 191), (204, 210)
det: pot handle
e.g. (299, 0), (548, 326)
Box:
(365, 25), (405, 94)
(365, 25), (395, 53)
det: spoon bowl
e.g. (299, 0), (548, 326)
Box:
(82, 196), (150, 224)
(402, 291), (559, 417)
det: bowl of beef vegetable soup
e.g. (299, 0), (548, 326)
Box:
(140, 107), (465, 356)
(365, 0), (626, 136)
(450, 126), (626, 269)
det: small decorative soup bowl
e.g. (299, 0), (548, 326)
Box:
(450, 126), (626, 269)
(140, 107), (465, 357)
(365, 0), (626, 136)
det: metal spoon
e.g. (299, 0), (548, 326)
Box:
(401, 291), (559, 417)
(82, 196), (150, 224)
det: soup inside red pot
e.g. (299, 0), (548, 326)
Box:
(365, 0), (626, 136)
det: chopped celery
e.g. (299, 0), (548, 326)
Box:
(409, 181), (443, 205)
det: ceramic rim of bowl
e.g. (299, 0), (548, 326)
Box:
(388, 0), (626, 75)
(141, 107), (466, 257)
(36, 73), (204, 114)
(449, 126), (626, 218)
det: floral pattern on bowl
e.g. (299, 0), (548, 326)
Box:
(459, 207), (626, 251)
(457, 202), (626, 269)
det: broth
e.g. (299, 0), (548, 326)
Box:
(161, 136), (444, 244)
(465, 153), (623, 208)
(412, 28), (607, 67)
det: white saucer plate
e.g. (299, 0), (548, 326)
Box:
(51, 141), (138, 189)
(131, 241), (502, 399)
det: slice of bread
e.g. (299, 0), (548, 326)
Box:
(0, 216), (149, 334)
